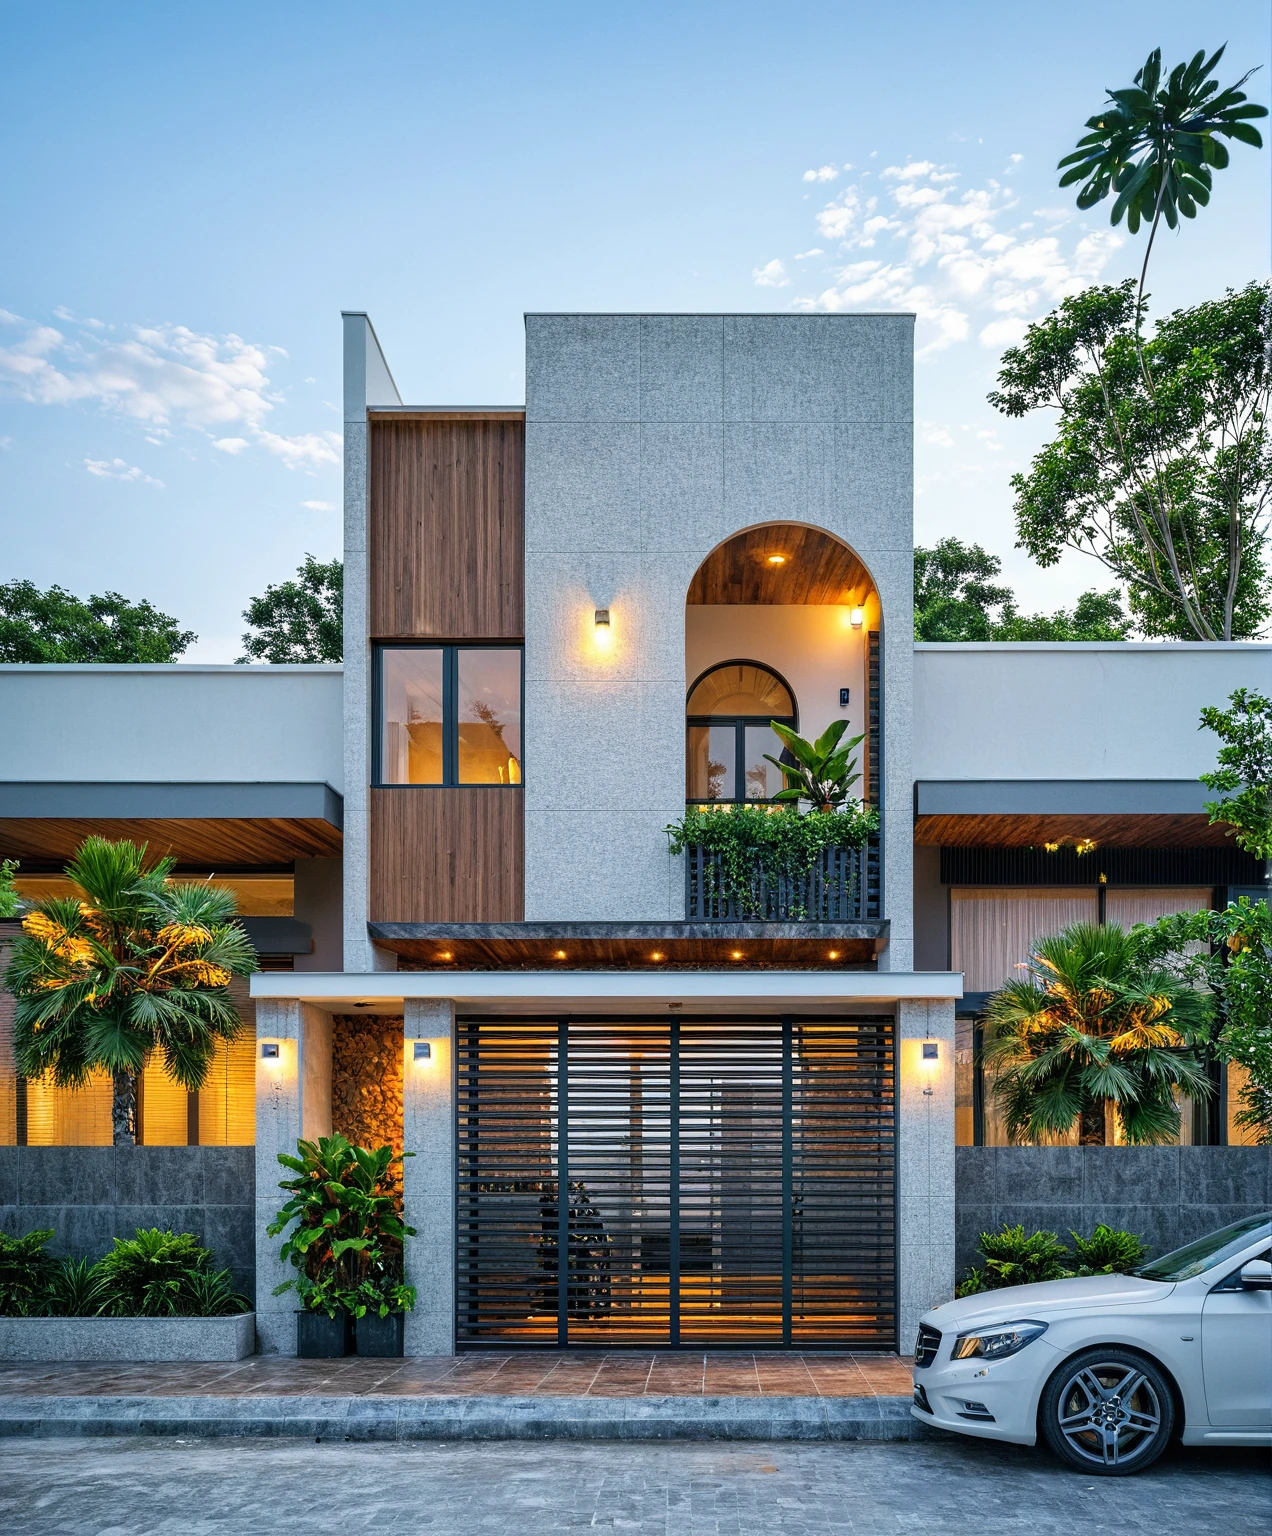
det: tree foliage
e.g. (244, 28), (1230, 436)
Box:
(1133, 899), (1272, 1143)
(913, 538), (1130, 641)
(1059, 45), (1265, 302)
(0, 580), (195, 663)
(990, 281), (1272, 640)
(239, 554), (342, 663)
(1199, 688), (1272, 863)
(982, 921), (1211, 1145)
(3, 838), (257, 1145)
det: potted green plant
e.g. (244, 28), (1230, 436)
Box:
(269, 1134), (415, 1359)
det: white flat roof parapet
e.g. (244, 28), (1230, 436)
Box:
(251, 970), (963, 1013)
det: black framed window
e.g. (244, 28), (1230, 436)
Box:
(376, 645), (523, 786)
(685, 660), (797, 804)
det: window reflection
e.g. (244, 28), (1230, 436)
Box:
(687, 724), (735, 801)
(458, 649), (522, 785)
(743, 725), (785, 800)
(381, 649), (444, 784)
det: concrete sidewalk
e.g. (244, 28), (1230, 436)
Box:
(0, 1351), (920, 1442)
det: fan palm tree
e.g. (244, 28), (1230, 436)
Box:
(982, 921), (1211, 1146)
(3, 837), (257, 1145)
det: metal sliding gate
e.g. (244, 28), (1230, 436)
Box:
(456, 1016), (896, 1349)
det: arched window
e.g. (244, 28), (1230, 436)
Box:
(686, 661), (797, 803)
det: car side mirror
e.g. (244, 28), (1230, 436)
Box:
(1239, 1259), (1272, 1291)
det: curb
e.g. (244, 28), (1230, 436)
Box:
(0, 1393), (924, 1442)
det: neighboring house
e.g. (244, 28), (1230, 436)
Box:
(1, 312), (1267, 1355)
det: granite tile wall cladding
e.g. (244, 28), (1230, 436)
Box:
(955, 1146), (1272, 1277)
(0, 1146), (256, 1303)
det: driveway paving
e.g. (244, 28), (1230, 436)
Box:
(0, 1433), (1265, 1535)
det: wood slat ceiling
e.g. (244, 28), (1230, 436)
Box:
(382, 934), (881, 970)
(0, 817), (342, 866)
(687, 524), (872, 605)
(914, 813), (1233, 849)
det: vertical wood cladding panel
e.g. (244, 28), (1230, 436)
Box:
(370, 417), (525, 640)
(370, 788), (524, 923)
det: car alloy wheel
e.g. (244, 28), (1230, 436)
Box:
(1039, 1348), (1174, 1475)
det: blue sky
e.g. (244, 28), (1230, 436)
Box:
(2, 2), (1268, 660)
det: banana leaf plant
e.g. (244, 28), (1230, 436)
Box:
(269, 1134), (416, 1318)
(763, 719), (866, 813)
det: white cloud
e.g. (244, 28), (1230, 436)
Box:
(791, 154), (1122, 357)
(84, 456), (164, 487)
(302, 499), (334, 511)
(794, 248), (824, 260)
(256, 428), (342, 469)
(0, 435), (12, 450)
(752, 259), (789, 288)
(803, 165), (839, 183)
(0, 310), (341, 472)
(920, 422), (955, 448)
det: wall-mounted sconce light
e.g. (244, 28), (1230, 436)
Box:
(849, 607), (865, 628)
(594, 608), (610, 627)
(412, 1040), (432, 1064)
(260, 1040), (281, 1067)
(593, 607), (613, 651)
(922, 1042), (940, 1062)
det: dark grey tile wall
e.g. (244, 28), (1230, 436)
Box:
(0, 1146), (256, 1303)
(956, 1146), (1272, 1278)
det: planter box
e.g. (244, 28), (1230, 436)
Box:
(355, 1311), (405, 1358)
(0, 1313), (255, 1363)
(296, 1309), (352, 1358)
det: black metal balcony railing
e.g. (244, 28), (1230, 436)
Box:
(685, 838), (881, 922)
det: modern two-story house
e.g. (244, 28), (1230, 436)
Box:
(1, 311), (1266, 1356)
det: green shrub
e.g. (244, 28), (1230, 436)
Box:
(180, 1265), (252, 1317)
(1070, 1223), (1150, 1275)
(93, 1228), (236, 1317)
(955, 1221), (1150, 1296)
(269, 1134), (416, 1319)
(42, 1256), (109, 1318)
(0, 1229), (57, 1316)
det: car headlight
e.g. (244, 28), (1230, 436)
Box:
(951, 1320), (1048, 1360)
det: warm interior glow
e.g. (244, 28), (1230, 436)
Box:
(849, 606), (864, 627)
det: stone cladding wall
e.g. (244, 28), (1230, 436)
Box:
(331, 1014), (403, 1157)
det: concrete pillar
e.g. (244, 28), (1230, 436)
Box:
(402, 999), (457, 1356)
(253, 998), (333, 1355)
(896, 997), (956, 1351)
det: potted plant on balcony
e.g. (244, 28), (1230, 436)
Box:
(667, 720), (878, 921)
(269, 1134), (415, 1358)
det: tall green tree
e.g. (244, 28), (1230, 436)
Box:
(1199, 688), (1272, 869)
(1058, 45), (1266, 318)
(990, 281), (1272, 640)
(0, 580), (195, 662)
(914, 538), (1129, 641)
(983, 921), (1211, 1145)
(238, 554), (342, 663)
(3, 838), (257, 1145)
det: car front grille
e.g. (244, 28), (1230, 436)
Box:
(914, 1323), (941, 1368)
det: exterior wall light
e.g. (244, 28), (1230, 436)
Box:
(260, 1040), (282, 1067)
(849, 607), (865, 628)
(922, 1042), (939, 1062)
(593, 608), (613, 651)
(412, 1040), (432, 1064)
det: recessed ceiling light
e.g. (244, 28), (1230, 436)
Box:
(767, 554), (787, 565)
(650, 952), (664, 962)
(731, 950), (743, 959)
(828, 951), (840, 960)
(554, 950), (567, 959)
(438, 951), (453, 961)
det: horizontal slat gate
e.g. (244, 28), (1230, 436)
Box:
(456, 1016), (895, 1349)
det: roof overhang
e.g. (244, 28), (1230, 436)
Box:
(0, 781), (343, 866)
(250, 968), (963, 1014)
(367, 920), (888, 970)
(914, 779), (1225, 848)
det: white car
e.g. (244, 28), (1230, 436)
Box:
(911, 1212), (1272, 1474)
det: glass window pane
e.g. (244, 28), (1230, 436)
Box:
(458, 649), (522, 785)
(687, 724), (734, 800)
(743, 725), (785, 800)
(687, 663), (794, 718)
(381, 649), (444, 784)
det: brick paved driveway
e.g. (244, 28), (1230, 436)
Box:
(1, 1433), (1266, 1534)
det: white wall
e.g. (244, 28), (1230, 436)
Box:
(0, 665), (344, 789)
(913, 643), (1272, 782)
(686, 605), (868, 752)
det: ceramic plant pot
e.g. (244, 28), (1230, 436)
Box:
(296, 1308), (352, 1358)
(355, 1311), (405, 1358)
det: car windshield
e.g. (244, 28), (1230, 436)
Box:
(1136, 1213), (1272, 1282)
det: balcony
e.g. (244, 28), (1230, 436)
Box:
(685, 837), (881, 922)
